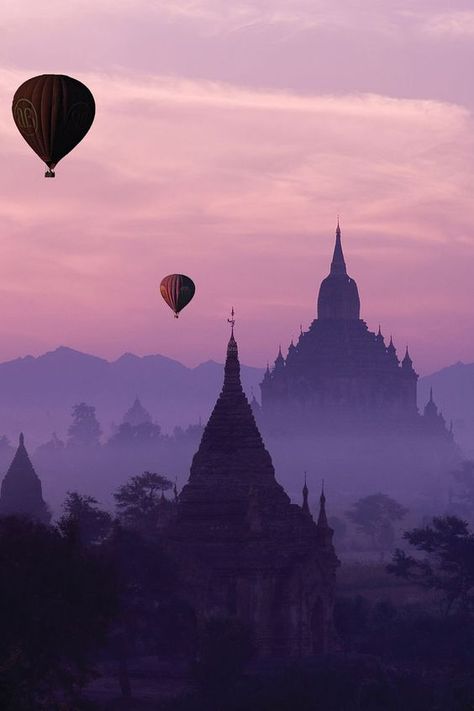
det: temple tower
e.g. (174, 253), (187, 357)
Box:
(167, 317), (339, 657)
(0, 433), (50, 524)
(260, 222), (429, 434)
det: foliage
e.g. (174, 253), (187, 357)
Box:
(165, 653), (474, 711)
(451, 460), (474, 517)
(346, 493), (407, 555)
(108, 421), (162, 446)
(0, 516), (116, 710)
(58, 492), (113, 547)
(103, 524), (179, 698)
(114, 471), (174, 534)
(388, 515), (474, 615)
(36, 432), (65, 455)
(68, 403), (102, 447)
(193, 617), (256, 694)
(328, 515), (347, 546)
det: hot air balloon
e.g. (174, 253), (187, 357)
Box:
(12, 75), (95, 177)
(160, 274), (196, 318)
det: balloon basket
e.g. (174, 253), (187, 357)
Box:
(44, 170), (55, 178)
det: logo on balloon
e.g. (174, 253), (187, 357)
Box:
(13, 99), (38, 136)
(66, 102), (93, 132)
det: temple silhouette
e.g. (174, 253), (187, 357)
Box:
(259, 222), (454, 441)
(0, 433), (50, 524)
(167, 321), (339, 656)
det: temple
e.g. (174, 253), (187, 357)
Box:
(0, 433), (50, 524)
(166, 320), (339, 657)
(260, 222), (453, 440)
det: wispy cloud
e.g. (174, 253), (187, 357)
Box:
(0, 67), (472, 370)
(422, 11), (474, 37)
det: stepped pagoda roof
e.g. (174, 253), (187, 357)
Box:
(0, 434), (50, 524)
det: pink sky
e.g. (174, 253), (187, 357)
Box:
(0, 0), (473, 374)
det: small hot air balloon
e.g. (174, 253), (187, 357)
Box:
(12, 75), (95, 177)
(160, 274), (196, 318)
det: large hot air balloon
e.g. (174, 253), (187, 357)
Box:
(160, 274), (196, 318)
(12, 75), (95, 177)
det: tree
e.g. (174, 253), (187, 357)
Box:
(103, 524), (178, 699)
(67, 403), (102, 447)
(346, 494), (407, 558)
(451, 461), (474, 518)
(388, 516), (474, 616)
(193, 617), (256, 696)
(114, 471), (173, 535)
(329, 515), (348, 549)
(108, 421), (162, 447)
(36, 433), (65, 455)
(0, 516), (116, 709)
(57, 492), (113, 547)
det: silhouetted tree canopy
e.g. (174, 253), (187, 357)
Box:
(193, 617), (256, 695)
(451, 461), (474, 518)
(388, 515), (474, 615)
(346, 493), (407, 556)
(67, 402), (102, 447)
(35, 432), (65, 455)
(103, 523), (178, 698)
(58, 491), (113, 547)
(114, 471), (173, 534)
(108, 421), (162, 447)
(0, 516), (116, 710)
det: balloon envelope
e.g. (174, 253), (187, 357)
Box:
(12, 74), (95, 176)
(160, 274), (196, 317)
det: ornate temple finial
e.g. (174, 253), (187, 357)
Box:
(300, 323), (303, 335)
(227, 307), (235, 335)
(429, 386), (433, 403)
(19, 432), (24, 447)
(223, 312), (241, 389)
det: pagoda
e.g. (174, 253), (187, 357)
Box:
(166, 316), (339, 657)
(260, 222), (452, 440)
(0, 433), (50, 524)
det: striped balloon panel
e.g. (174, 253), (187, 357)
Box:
(160, 274), (196, 316)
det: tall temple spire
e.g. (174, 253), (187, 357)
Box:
(0, 433), (50, 524)
(223, 308), (241, 391)
(330, 220), (347, 276)
(185, 321), (279, 489)
(317, 480), (329, 528)
(302, 472), (311, 517)
(317, 223), (360, 320)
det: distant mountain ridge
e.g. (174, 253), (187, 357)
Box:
(0, 346), (473, 455)
(0, 346), (264, 446)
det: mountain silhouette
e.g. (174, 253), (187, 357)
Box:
(0, 346), (264, 446)
(0, 346), (472, 456)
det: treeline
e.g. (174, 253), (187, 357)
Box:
(2, 470), (474, 709)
